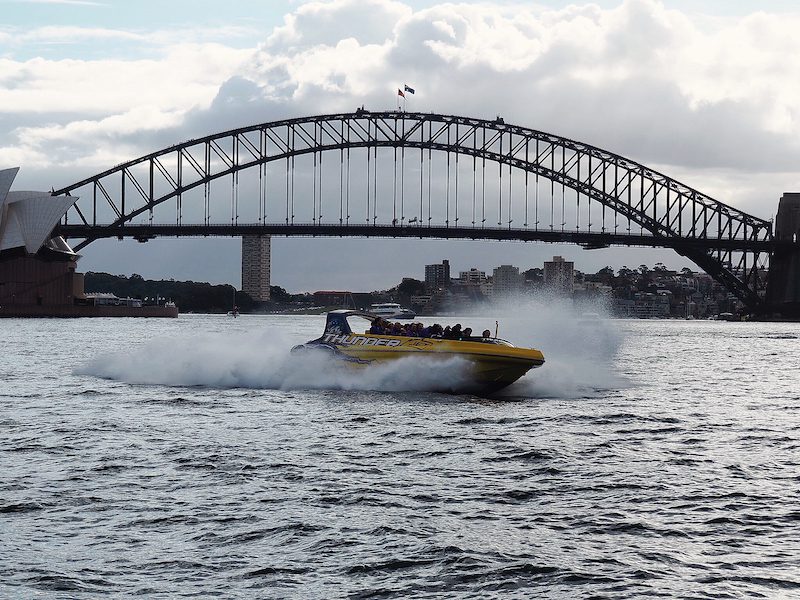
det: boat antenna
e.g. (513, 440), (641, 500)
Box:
(495, 320), (499, 338)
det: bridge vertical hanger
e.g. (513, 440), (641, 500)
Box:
(339, 121), (344, 225)
(92, 180), (97, 227)
(263, 129), (269, 224)
(587, 152), (592, 231)
(345, 119), (350, 225)
(291, 125), (295, 225)
(560, 147), (565, 232)
(454, 127), (459, 227)
(524, 138), (528, 229)
(600, 153), (605, 232)
(230, 137), (235, 225)
(508, 137), (513, 229)
(204, 142), (210, 226)
(319, 124), (324, 223)
(285, 126), (290, 225)
(576, 148), (581, 231)
(419, 131), (424, 228)
(472, 129), (477, 228)
(535, 137), (539, 230)
(366, 118), (371, 224)
(177, 149), (183, 225)
(373, 124), (378, 225)
(392, 117), (397, 226)
(613, 161), (619, 233)
(498, 130), (503, 227)
(401, 116), (405, 225)
(446, 124), (450, 227)
(550, 141), (555, 231)
(482, 127), (486, 228)
(149, 159), (154, 225)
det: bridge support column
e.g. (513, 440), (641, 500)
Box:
(241, 235), (271, 302)
(766, 193), (800, 317)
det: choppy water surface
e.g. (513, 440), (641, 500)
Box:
(2, 304), (799, 599)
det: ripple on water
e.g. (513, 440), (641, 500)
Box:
(1, 316), (799, 598)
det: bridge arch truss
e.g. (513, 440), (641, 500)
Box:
(53, 110), (775, 310)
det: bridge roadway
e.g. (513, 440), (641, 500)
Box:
(55, 222), (783, 253)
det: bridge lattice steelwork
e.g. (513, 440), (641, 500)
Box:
(53, 110), (777, 310)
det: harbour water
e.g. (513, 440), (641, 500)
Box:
(2, 303), (799, 598)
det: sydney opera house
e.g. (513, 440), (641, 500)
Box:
(0, 168), (176, 317)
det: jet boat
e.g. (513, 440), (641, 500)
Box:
(291, 310), (545, 394)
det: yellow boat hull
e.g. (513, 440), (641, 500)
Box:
(307, 332), (544, 394)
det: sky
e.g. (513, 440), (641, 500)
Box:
(3, 0), (800, 292)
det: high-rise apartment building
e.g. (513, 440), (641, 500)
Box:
(543, 255), (574, 294)
(459, 268), (487, 284)
(241, 235), (271, 301)
(492, 264), (522, 296)
(425, 259), (450, 290)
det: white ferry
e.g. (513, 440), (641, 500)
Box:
(368, 302), (416, 320)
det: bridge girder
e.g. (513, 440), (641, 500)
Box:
(52, 110), (775, 310)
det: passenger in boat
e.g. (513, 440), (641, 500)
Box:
(462, 327), (473, 339)
(442, 325), (452, 339)
(482, 329), (492, 339)
(369, 319), (385, 334)
(450, 324), (463, 340)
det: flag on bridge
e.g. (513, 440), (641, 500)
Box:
(404, 84), (415, 94)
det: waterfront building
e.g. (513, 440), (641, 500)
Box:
(0, 167), (177, 317)
(241, 235), (271, 301)
(459, 268), (487, 284)
(425, 259), (450, 290)
(492, 264), (523, 296)
(543, 255), (575, 294)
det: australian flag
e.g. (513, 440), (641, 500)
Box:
(404, 84), (415, 95)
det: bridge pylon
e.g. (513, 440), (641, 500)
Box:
(241, 235), (271, 302)
(766, 193), (800, 317)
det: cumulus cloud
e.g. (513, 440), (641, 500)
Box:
(6, 0), (800, 174)
(266, 0), (411, 49)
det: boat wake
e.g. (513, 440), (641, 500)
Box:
(75, 329), (475, 394)
(75, 295), (628, 398)
(482, 294), (630, 398)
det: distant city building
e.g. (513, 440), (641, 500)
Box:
(523, 267), (544, 287)
(543, 255), (574, 294)
(492, 264), (522, 296)
(459, 268), (487, 285)
(425, 259), (450, 290)
(313, 291), (353, 307)
(241, 235), (271, 301)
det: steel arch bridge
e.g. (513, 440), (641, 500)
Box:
(53, 110), (779, 311)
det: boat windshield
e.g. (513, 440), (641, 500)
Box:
(323, 311), (374, 335)
(322, 311), (516, 345)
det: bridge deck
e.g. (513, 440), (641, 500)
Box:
(55, 223), (782, 252)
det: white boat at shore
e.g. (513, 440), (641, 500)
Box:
(368, 302), (416, 320)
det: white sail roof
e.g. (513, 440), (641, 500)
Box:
(0, 168), (78, 254)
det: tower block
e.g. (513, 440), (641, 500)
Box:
(766, 193), (800, 317)
(241, 235), (271, 302)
